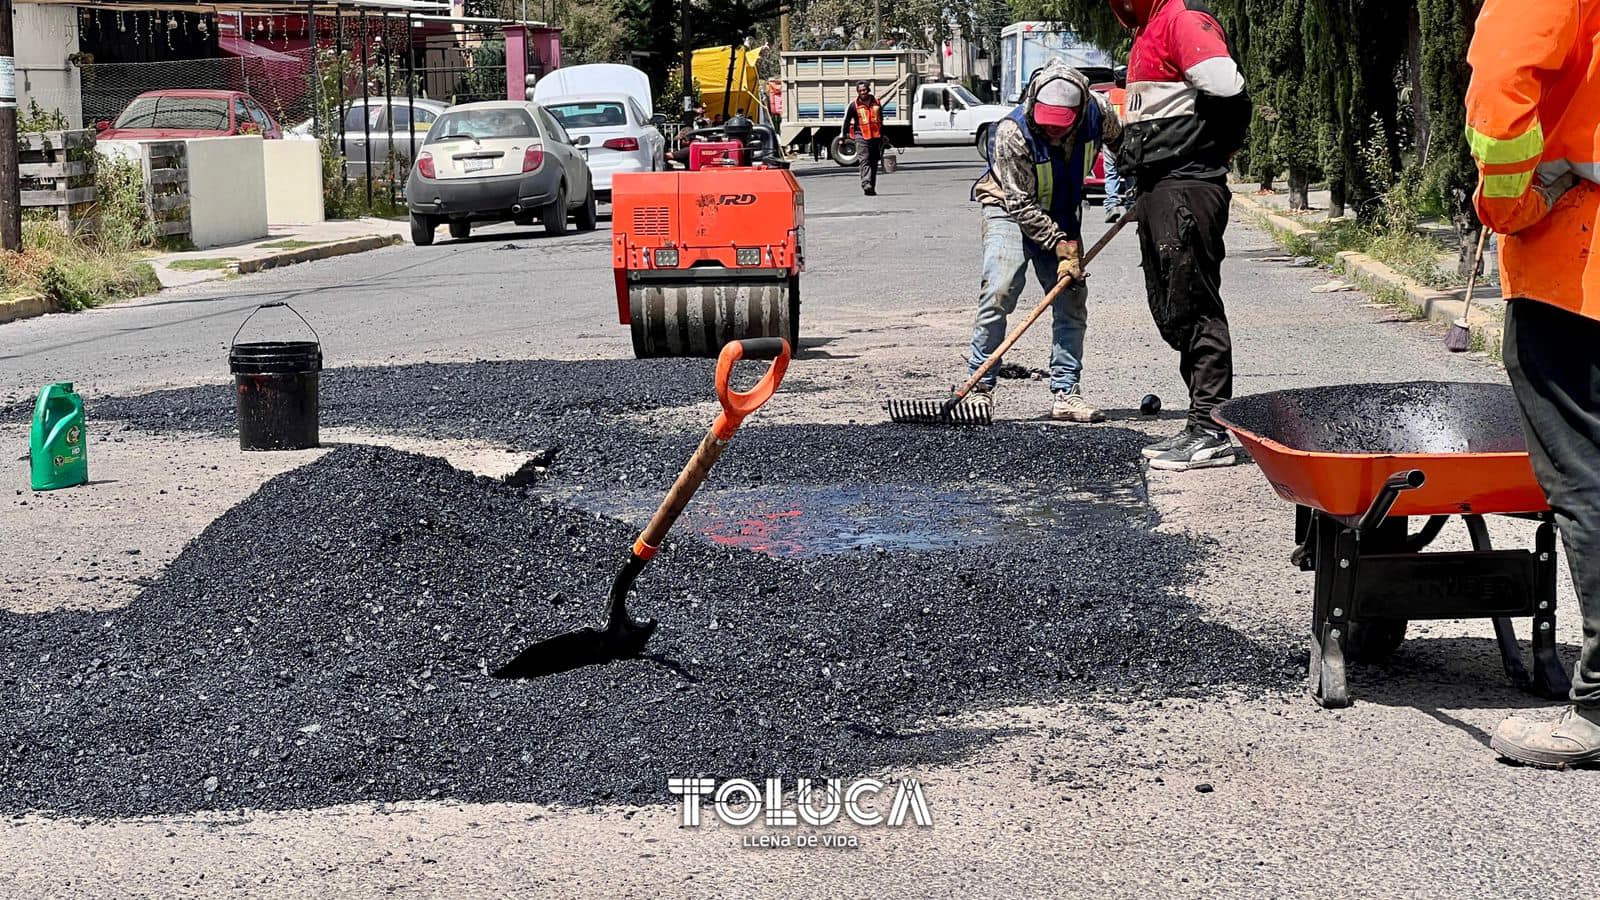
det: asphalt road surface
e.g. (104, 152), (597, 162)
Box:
(1, 148), (1596, 899)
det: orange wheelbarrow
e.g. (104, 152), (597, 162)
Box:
(1214, 381), (1570, 708)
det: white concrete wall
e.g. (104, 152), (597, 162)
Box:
(185, 136), (269, 248)
(263, 140), (325, 225)
(15, 4), (82, 128)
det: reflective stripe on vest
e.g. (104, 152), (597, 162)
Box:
(1466, 122), (1545, 165)
(1484, 170), (1535, 198)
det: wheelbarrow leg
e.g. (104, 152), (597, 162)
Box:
(1309, 513), (1353, 708)
(1464, 516), (1533, 688)
(1531, 517), (1572, 700)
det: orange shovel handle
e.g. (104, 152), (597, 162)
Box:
(712, 337), (791, 440)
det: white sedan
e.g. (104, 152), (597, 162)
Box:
(541, 93), (666, 201)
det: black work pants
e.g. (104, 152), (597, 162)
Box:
(1504, 298), (1600, 707)
(859, 137), (883, 193)
(1135, 178), (1234, 431)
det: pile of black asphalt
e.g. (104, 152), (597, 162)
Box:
(0, 360), (1298, 817)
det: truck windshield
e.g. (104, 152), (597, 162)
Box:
(426, 109), (538, 142)
(114, 97), (230, 130)
(949, 85), (981, 107)
(545, 102), (627, 129)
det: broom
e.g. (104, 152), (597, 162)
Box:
(886, 203), (1140, 426)
(1445, 228), (1492, 353)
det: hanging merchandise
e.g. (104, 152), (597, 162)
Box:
(198, 16), (208, 35)
(116, 12), (125, 33)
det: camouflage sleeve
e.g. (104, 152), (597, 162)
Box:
(991, 118), (1068, 250)
(1094, 92), (1123, 150)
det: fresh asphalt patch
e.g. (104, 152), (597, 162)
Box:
(0, 363), (1300, 817)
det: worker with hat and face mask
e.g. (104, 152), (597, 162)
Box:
(968, 59), (1120, 423)
(1110, 0), (1250, 470)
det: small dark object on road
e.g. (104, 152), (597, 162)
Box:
(1141, 394), (1162, 415)
(1195, 783), (1214, 793)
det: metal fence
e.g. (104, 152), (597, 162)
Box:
(79, 49), (319, 130)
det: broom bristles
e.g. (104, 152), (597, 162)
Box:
(1444, 318), (1472, 353)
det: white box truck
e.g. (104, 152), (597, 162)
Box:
(779, 50), (1013, 165)
(997, 23), (1117, 105)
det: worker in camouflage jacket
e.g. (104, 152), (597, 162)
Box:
(968, 59), (1120, 422)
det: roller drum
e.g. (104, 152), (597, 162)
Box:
(630, 282), (795, 358)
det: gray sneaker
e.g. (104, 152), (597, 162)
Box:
(1051, 386), (1105, 423)
(1492, 706), (1600, 768)
(1141, 428), (1192, 459)
(1149, 427), (1236, 471)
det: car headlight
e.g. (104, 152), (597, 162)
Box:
(653, 248), (680, 267)
(736, 248), (761, 266)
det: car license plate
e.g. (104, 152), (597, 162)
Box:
(464, 157), (493, 173)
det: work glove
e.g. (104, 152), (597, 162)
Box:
(1055, 241), (1084, 285)
(1535, 171), (1580, 210)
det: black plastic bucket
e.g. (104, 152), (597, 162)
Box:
(229, 303), (322, 451)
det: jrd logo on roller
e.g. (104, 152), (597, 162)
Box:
(668, 777), (932, 848)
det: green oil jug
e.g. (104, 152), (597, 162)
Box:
(29, 382), (87, 491)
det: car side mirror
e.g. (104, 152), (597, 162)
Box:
(650, 114), (667, 127)
(574, 134), (591, 147)
(941, 94), (950, 111)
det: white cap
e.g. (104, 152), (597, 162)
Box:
(1035, 79), (1083, 109)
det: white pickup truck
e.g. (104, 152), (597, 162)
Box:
(779, 50), (1013, 165)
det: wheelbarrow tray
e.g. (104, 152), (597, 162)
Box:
(1213, 381), (1547, 519)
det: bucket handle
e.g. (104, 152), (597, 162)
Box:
(230, 302), (321, 350)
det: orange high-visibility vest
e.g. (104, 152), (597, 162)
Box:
(1107, 86), (1127, 119)
(1465, 0), (1600, 321)
(853, 99), (883, 140)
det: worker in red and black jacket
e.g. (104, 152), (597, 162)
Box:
(1110, 0), (1250, 471)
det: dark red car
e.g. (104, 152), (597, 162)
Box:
(97, 90), (283, 141)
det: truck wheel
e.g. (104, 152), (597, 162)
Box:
(830, 135), (860, 167)
(975, 125), (991, 160)
(409, 213), (435, 246)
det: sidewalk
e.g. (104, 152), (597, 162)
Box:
(150, 217), (407, 289)
(1231, 186), (1508, 356)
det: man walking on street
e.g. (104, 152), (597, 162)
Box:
(1464, 0), (1600, 769)
(1111, 0), (1250, 470)
(842, 82), (884, 196)
(968, 59), (1119, 422)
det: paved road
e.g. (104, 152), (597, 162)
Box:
(2, 148), (1597, 899)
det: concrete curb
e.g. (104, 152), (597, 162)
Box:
(1232, 193), (1504, 356)
(0, 294), (58, 326)
(236, 234), (403, 274)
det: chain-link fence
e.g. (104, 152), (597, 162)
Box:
(78, 49), (318, 130)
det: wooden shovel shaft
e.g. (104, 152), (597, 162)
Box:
(1460, 227), (1491, 320)
(633, 429), (729, 558)
(950, 205), (1140, 403)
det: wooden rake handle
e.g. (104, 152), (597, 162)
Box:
(948, 203), (1141, 407)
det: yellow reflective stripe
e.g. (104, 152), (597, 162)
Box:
(1036, 161), (1052, 206)
(1466, 123), (1544, 165)
(1483, 170), (1534, 199)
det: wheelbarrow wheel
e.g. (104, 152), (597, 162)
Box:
(1345, 618), (1408, 662)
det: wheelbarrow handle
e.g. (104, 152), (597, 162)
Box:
(631, 338), (791, 560)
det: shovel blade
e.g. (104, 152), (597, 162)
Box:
(492, 617), (659, 679)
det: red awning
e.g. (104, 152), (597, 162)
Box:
(218, 35), (300, 62)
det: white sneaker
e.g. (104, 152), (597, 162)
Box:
(1050, 387), (1105, 423)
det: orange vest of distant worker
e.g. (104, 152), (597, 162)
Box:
(1465, 0), (1600, 321)
(1107, 86), (1127, 119)
(852, 99), (883, 140)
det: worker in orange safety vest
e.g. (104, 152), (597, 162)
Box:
(1466, 0), (1600, 768)
(842, 81), (885, 196)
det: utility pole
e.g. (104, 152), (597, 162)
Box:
(681, 0), (693, 113)
(0, 0), (20, 252)
(872, 0), (880, 46)
(780, 10), (789, 52)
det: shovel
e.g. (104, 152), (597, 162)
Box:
(493, 337), (792, 679)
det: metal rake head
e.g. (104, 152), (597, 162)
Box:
(885, 396), (993, 426)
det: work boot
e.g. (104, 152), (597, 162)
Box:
(864, 187), (877, 196)
(1491, 706), (1600, 768)
(1050, 386), (1105, 423)
(1148, 426), (1237, 471)
(967, 382), (995, 408)
(1105, 207), (1120, 223)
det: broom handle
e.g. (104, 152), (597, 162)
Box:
(1460, 227), (1491, 320)
(952, 204), (1140, 402)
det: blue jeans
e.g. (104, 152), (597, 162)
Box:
(968, 206), (1088, 392)
(1102, 147), (1124, 211)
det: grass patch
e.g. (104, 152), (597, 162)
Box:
(0, 220), (160, 311)
(167, 257), (239, 272)
(258, 239), (328, 250)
